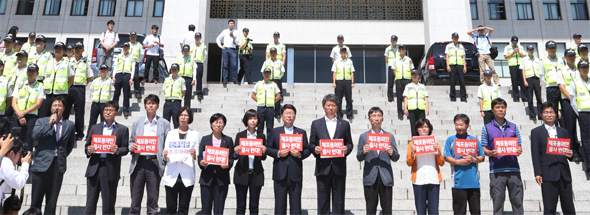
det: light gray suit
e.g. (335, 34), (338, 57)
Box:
(128, 115), (170, 176)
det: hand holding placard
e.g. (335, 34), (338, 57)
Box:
(204, 145), (229, 165)
(279, 134), (303, 151)
(367, 133), (390, 151)
(494, 137), (519, 156)
(320, 139), (344, 158)
(412, 136), (437, 154)
(91, 135), (117, 153)
(547, 138), (570, 155)
(454, 139), (478, 156)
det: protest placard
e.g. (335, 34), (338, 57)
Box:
(204, 146), (230, 165)
(91, 135), (116, 153)
(320, 139), (344, 158)
(279, 134), (303, 151)
(367, 133), (390, 151)
(412, 136), (437, 154)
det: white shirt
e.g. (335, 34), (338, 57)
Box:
(216, 28), (240, 49)
(163, 128), (200, 187)
(544, 123), (557, 138)
(180, 31), (195, 47)
(477, 82), (502, 98)
(45, 57), (74, 94)
(100, 30), (119, 47)
(71, 57), (94, 86)
(325, 116), (337, 139)
(0, 157), (29, 204)
(246, 130), (257, 169)
(330, 45), (352, 60)
(414, 152), (439, 185)
(141, 116), (159, 155)
(161, 75), (187, 100)
(88, 77), (115, 103)
(178, 55), (198, 79)
(557, 65), (577, 99)
(143, 34), (161, 56)
(402, 82), (429, 97)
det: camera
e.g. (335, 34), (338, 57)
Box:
(0, 116), (16, 136)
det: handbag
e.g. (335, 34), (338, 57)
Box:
(474, 35), (498, 59)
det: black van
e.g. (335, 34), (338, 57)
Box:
(418, 41), (480, 85)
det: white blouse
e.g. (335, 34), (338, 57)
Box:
(163, 128), (200, 187)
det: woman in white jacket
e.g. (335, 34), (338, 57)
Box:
(162, 107), (200, 215)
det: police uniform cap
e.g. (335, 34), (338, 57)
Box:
(27, 63), (39, 71)
(16, 50), (28, 57)
(170, 63), (179, 70)
(545, 41), (557, 48)
(565, 48), (576, 56)
(578, 60), (589, 68)
(270, 47), (277, 52)
(182, 44), (190, 52)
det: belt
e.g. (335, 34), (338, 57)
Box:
(165, 99), (182, 102)
(72, 85), (86, 87)
(139, 155), (157, 160)
(100, 158), (108, 162)
(248, 169), (254, 174)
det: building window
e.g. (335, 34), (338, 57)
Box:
(543, 0), (561, 20)
(520, 43), (538, 58)
(153, 0), (164, 17)
(516, 0), (533, 20)
(66, 38), (83, 48)
(16, 0), (34, 15)
(71, 0), (88, 16)
(470, 0), (478, 20)
(0, 0), (7, 15)
(44, 38), (56, 52)
(571, 0), (589, 20)
(126, 0), (143, 17)
(98, 0), (116, 16)
(488, 0), (506, 20)
(44, 0), (61, 15)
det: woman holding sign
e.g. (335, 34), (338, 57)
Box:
(162, 107), (200, 215)
(198, 113), (234, 215)
(233, 109), (267, 215)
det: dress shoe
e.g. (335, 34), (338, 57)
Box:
(451, 98), (457, 102)
(461, 98), (467, 102)
(347, 115), (354, 120)
(398, 115), (403, 120)
(124, 111), (130, 117)
(223, 80), (228, 85)
(513, 98), (519, 102)
(388, 98), (394, 102)
(234, 81), (239, 85)
(198, 95), (204, 100)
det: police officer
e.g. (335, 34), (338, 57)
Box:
(558, 48), (580, 158)
(385, 35), (400, 102)
(63, 42), (92, 140)
(8, 50), (29, 89)
(331, 35), (352, 62)
(266, 31), (286, 65)
(261, 47), (285, 119)
(576, 44), (589, 66)
(1, 34), (17, 79)
(251, 68), (280, 138)
(570, 33), (583, 61)
(177, 44), (196, 108)
(13, 40), (23, 53)
(403, 69), (429, 136)
(88, 64), (114, 133)
(478, 70), (502, 125)
(162, 63), (186, 129)
(238, 28), (253, 85)
(39, 42), (74, 118)
(0, 60), (9, 120)
(22, 32), (36, 54)
(394, 45), (414, 120)
(569, 60), (590, 176)
(66, 44), (74, 61)
(28, 35), (52, 82)
(191, 32), (207, 100)
(446, 32), (467, 103)
(539, 40), (565, 126)
(113, 42), (136, 116)
(129, 31), (143, 98)
(332, 48), (355, 120)
(11, 63), (44, 148)
(521, 45), (543, 120)
(505, 36), (527, 102)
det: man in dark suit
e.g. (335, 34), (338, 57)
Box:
(31, 96), (76, 215)
(267, 104), (311, 215)
(309, 94), (354, 215)
(531, 102), (576, 215)
(84, 101), (129, 215)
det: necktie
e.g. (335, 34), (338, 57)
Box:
(56, 122), (61, 142)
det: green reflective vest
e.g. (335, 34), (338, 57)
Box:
(164, 76), (183, 100)
(335, 58), (353, 80)
(523, 56), (539, 78)
(191, 42), (206, 63)
(177, 56), (194, 77)
(480, 83), (499, 111)
(240, 38), (252, 55)
(542, 57), (565, 86)
(395, 56), (412, 80)
(387, 45), (400, 67)
(10, 66), (28, 89)
(16, 81), (43, 115)
(72, 58), (89, 85)
(264, 59), (283, 79)
(92, 78), (112, 103)
(256, 81), (276, 107)
(0, 76), (8, 114)
(268, 42), (284, 60)
(44, 58), (70, 94)
(447, 43), (465, 66)
(573, 76), (590, 111)
(22, 42), (36, 54)
(1, 52), (17, 79)
(570, 44), (581, 60)
(560, 68), (575, 98)
(506, 44), (524, 66)
(116, 53), (134, 74)
(130, 41), (142, 62)
(28, 51), (52, 81)
(406, 83), (427, 110)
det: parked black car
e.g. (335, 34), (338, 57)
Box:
(419, 41), (480, 85)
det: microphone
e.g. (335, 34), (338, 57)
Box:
(52, 109), (58, 125)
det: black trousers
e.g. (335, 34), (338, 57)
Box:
(200, 179), (229, 215)
(271, 78), (283, 116)
(113, 73), (131, 111)
(274, 178), (302, 215)
(451, 188), (480, 215)
(163, 100), (181, 129)
(196, 63), (204, 96)
(257, 107), (274, 138)
(483, 110), (494, 125)
(579, 112), (590, 172)
(130, 158), (161, 215)
(235, 173), (262, 215)
(396, 79), (411, 116)
(165, 176), (194, 215)
(316, 171), (346, 215)
(546, 87), (562, 127)
(541, 178), (575, 215)
(335, 80), (353, 118)
(182, 77), (193, 108)
(238, 55), (252, 84)
(408, 109), (425, 136)
(145, 55), (160, 82)
(561, 99), (579, 152)
(450, 65), (466, 100)
(39, 93), (61, 118)
(31, 157), (64, 215)
(10, 114), (36, 150)
(526, 77), (543, 117)
(133, 64), (141, 94)
(85, 158), (119, 215)
(510, 65), (527, 101)
(387, 68), (395, 100)
(88, 102), (105, 135)
(363, 174), (392, 215)
(64, 85), (85, 138)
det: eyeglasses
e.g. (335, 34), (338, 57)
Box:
(542, 111), (555, 115)
(104, 109), (117, 113)
(180, 114), (190, 118)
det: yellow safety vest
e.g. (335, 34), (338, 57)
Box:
(395, 56), (412, 80)
(240, 38), (252, 55)
(116, 53), (134, 73)
(447, 43), (465, 66)
(164, 76), (183, 100)
(28, 51), (52, 80)
(560, 69), (575, 98)
(268, 42), (284, 60)
(0, 76), (8, 114)
(387, 45), (400, 67)
(130, 41), (142, 62)
(480, 83), (499, 111)
(16, 81), (43, 115)
(523, 56), (539, 78)
(505, 44), (524, 66)
(71, 58), (89, 84)
(573, 76), (590, 111)
(92, 78), (112, 103)
(177, 56), (194, 77)
(1, 52), (17, 79)
(542, 57), (565, 85)
(256, 81), (276, 107)
(10, 67), (28, 89)
(406, 83), (427, 110)
(264, 59), (283, 79)
(191, 43), (206, 63)
(570, 44), (581, 61)
(22, 42), (36, 54)
(44, 58), (70, 94)
(335, 58), (353, 80)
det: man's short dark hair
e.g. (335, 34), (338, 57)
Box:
(228, 19), (235, 24)
(144, 94), (160, 105)
(188, 24), (195, 31)
(209, 113), (227, 130)
(453, 113), (470, 125)
(52, 96), (67, 106)
(491, 98), (507, 109)
(107, 20), (115, 25)
(151, 25), (159, 30)
(176, 107), (194, 124)
(104, 101), (119, 112)
(322, 94), (339, 107)
(541, 102), (555, 113)
(367, 107), (383, 117)
(21, 207), (42, 215)
(242, 109), (259, 127)
(8, 139), (23, 156)
(414, 118), (433, 136)
(281, 104), (297, 115)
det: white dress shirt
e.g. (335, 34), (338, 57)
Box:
(544, 123), (558, 138)
(0, 157), (29, 206)
(141, 116), (159, 155)
(330, 45), (352, 60)
(143, 34), (161, 56)
(180, 31), (195, 47)
(325, 116), (337, 139)
(216, 28), (240, 49)
(100, 30), (119, 48)
(100, 122), (116, 158)
(163, 128), (200, 187)
(246, 130), (256, 169)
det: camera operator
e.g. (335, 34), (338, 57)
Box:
(0, 139), (31, 209)
(0, 134), (14, 162)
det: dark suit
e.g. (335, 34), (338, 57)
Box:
(31, 117), (76, 215)
(198, 134), (234, 215)
(309, 117), (353, 215)
(267, 126), (311, 215)
(84, 122), (129, 215)
(233, 130), (266, 215)
(531, 125), (575, 215)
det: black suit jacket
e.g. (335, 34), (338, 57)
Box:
(84, 122), (130, 181)
(309, 117), (353, 177)
(198, 133), (234, 187)
(531, 125), (572, 182)
(31, 117), (76, 174)
(267, 126), (311, 182)
(233, 130), (266, 186)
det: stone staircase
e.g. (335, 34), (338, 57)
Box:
(17, 83), (590, 214)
